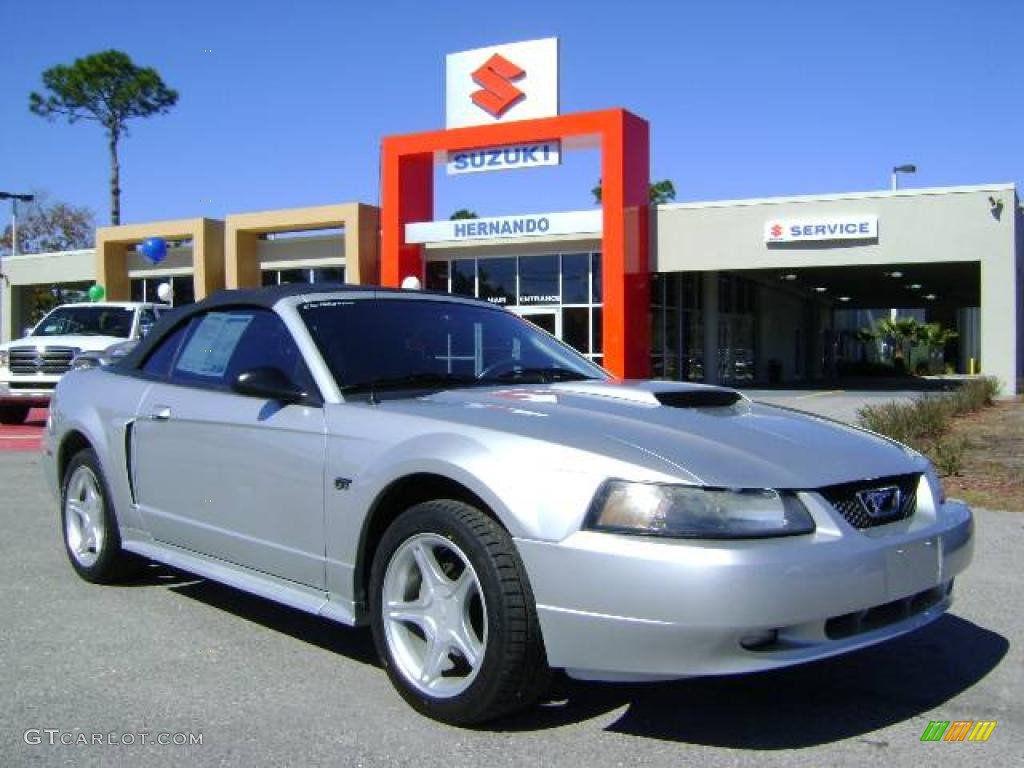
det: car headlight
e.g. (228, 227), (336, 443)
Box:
(0, 349), (8, 368)
(584, 480), (815, 539)
(71, 354), (102, 371)
(924, 461), (946, 506)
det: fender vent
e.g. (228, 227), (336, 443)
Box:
(654, 390), (742, 408)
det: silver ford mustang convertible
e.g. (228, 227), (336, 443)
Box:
(43, 285), (974, 724)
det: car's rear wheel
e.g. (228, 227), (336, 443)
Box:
(61, 448), (140, 583)
(369, 500), (549, 725)
(0, 404), (30, 425)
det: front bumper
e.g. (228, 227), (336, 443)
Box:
(0, 379), (56, 406)
(515, 495), (973, 681)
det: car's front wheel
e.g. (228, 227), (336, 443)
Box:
(369, 500), (549, 725)
(61, 448), (140, 583)
(0, 404), (30, 425)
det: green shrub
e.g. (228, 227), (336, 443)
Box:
(857, 396), (952, 444)
(928, 434), (969, 477)
(855, 377), (998, 476)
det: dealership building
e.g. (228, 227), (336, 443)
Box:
(3, 40), (1021, 395)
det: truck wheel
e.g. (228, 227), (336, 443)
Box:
(0, 405), (30, 425)
(370, 500), (549, 725)
(61, 448), (141, 583)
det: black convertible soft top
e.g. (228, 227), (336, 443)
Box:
(116, 283), (393, 370)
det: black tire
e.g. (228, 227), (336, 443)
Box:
(369, 500), (550, 725)
(0, 404), (30, 425)
(61, 447), (141, 583)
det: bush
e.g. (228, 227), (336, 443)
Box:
(929, 434), (969, 477)
(855, 377), (999, 476)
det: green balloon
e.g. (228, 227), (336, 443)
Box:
(88, 284), (105, 302)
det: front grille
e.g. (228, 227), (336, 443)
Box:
(825, 582), (951, 639)
(819, 474), (920, 529)
(9, 381), (56, 390)
(8, 346), (77, 375)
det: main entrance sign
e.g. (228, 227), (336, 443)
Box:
(446, 38), (559, 128)
(382, 108), (650, 379)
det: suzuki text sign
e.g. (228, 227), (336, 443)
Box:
(446, 141), (561, 175)
(446, 38), (559, 128)
(765, 216), (879, 243)
(406, 210), (600, 244)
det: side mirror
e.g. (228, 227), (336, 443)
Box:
(233, 367), (306, 404)
(22, 327), (33, 338)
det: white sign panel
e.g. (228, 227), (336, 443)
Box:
(406, 211), (601, 244)
(446, 141), (561, 175)
(765, 216), (879, 243)
(446, 38), (559, 128)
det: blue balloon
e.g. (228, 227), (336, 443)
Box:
(140, 237), (167, 265)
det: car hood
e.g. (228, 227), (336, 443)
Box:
(375, 379), (923, 489)
(2, 335), (127, 353)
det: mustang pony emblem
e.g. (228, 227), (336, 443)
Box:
(857, 486), (902, 519)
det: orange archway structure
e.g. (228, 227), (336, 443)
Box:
(381, 108), (650, 378)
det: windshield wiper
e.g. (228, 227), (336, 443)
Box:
(341, 372), (479, 395)
(483, 367), (595, 384)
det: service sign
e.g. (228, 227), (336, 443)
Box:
(406, 210), (601, 244)
(446, 38), (559, 128)
(765, 216), (879, 243)
(446, 141), (561, 175)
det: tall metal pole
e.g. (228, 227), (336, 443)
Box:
(0, 192), (35, 342)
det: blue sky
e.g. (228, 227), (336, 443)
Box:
(2, 0), (1021, 225)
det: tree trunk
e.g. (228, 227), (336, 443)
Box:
(108, 127), (121, 226)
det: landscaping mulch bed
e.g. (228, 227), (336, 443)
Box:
(942, 397), (1024, 511)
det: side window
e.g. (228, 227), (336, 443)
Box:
(169, 309), (319, 399)
(141, 320), (192, 378)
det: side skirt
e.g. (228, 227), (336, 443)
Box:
(122, 537), (358, 627)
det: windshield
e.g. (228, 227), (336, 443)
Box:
(299, 297), (607, 394)
(33, 306), (135, 338)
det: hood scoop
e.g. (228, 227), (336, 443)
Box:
(547, 380), (745, 409)
(654, 389), (743, 408)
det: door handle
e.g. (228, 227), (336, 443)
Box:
(150, 406), (172, 421)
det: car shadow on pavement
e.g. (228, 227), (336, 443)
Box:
(495, 615), (1008, 747)
(164, 573), (381, 668)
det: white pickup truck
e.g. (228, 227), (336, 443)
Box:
(0, 302), (167, 424)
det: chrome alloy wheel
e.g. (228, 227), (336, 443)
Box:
(64, 465), (106, 568)
(382, 533), (488, 698)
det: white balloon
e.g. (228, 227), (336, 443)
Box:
(157, 282), (173, 303)
(400, 276), (422, 290)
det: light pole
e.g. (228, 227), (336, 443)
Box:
(0, 191), (35, 342)
(891, 164), (916, 191)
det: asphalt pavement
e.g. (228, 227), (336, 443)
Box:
(740, 389), (921, 425)
(1, 450), (1020, 767)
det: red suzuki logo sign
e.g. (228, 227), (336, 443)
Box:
(446, 38), (559, 128)
(471, 54), (526, 118)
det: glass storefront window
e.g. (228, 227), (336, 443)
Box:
(563, 307), (589, 354)
(562, 253), (590, 304)
(451, 260), (476, 297)
(478, 257), (516, 306)
(424, 252), (604, 361)
(171, 275), (194, 306)
(311, 266), (345, 284)
(518, 254), (559, 306)
(425, 261), (448, 292)
(277, 269), (307, 285)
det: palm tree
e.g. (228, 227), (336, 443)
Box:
(916, 323), (959, 373)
